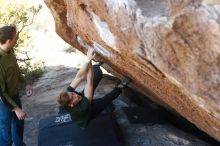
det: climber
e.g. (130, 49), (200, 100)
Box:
(57, 47), (131, 128)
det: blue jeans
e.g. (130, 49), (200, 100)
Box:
(0, 94), (24, 146)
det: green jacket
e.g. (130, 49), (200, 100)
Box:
(0, 48), (26, 110)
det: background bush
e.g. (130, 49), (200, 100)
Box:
(0, 0), (45, 83)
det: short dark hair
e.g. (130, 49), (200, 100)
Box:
(0, 26), (16, 44)
(57, 91), (70, 106)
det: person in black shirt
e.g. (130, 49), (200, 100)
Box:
(57, 48), (130, 128)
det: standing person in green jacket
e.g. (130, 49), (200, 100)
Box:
(0, 26), (33, 146)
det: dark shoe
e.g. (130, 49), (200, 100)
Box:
(116, 77), (131, 89)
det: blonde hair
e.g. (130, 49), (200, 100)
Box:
(57, 91), (70, 106)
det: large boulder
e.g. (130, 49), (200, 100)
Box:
(44, 0), (220, 141)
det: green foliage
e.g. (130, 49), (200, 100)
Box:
(20, 60), (46, 83)
(0, 0), (44, 82)
(0, 1), (42, 51)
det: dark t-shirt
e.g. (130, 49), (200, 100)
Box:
(64, 86), (91, 128)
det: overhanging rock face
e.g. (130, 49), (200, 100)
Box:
(44, 0), (220, 141)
